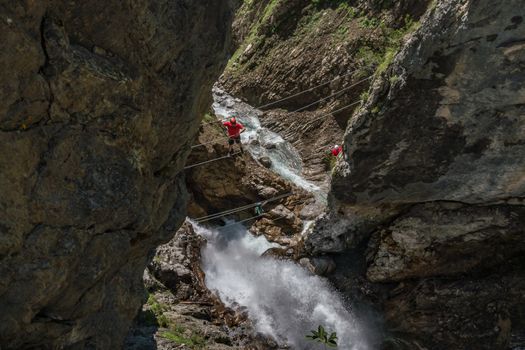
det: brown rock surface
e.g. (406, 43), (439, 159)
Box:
(0, 1), (234, 348)
(186, 122), (311, 244)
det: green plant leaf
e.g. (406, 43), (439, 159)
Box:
(318, 325), (326, 339)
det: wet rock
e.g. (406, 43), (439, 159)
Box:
(256, 185), (279, 198)
(299, 202), (325, 220)
(258, 156), (272, 168)
(186, 123), (309, 220)
(299, 256), (336, 276)
(262, 142), (277, 149)
(143, 268), (165, 292)
(261, 247), (294, 260)
(148, 224), (207, 301)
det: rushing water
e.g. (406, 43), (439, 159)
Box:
(212, 86), (325, 200)
(194, 220), (371, 350)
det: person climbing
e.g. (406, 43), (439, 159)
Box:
(331, 144), (343, 157)
(254, 203), (264, 216)
(221, 117), (245, 156)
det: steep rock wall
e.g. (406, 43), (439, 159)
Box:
(0, 1), (234, 348)
(220, 0), (431, 186)
(307, 0), (525, 348)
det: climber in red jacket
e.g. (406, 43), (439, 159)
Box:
(222, 117), (245, 155)
(331, 144), (342, 157)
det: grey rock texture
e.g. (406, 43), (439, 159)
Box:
(305, 0), (525, 348)
(366, 201), (525, 282)
(332, 0), (525, 206)
(0, 1), (234, 349)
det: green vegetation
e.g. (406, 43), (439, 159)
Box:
(146, 293), (207, 349)
(355, 46), (383, 68)
(310, 0), (356, 10)
(338, 3), (359, 18)
(306, 325), (339, 349)
(296, 10), (324, 37)
(160, 325), (207, 349)
(227, 0), (421, 87)
(353, 14), (420, 75)
(389, 74), (400, 85)
(202, 113), (217, 124)
(358, 16), (380, 28)
(226, 0), (281, 71)
(377, 15), (420, 74)
(360, 90), (369, 103)
(147, 294), (170, 327)
(323, 155), (338, 171)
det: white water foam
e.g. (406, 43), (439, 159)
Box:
(194, 220), (370, 350)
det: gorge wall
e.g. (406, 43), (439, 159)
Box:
(0, 1), (234, 348)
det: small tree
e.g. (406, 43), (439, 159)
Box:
(306, 325), (338, 349)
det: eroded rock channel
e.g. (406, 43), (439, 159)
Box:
(1, 0), (524, 349)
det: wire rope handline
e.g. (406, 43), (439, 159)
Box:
(186, 99), (363, 170)
(257, 69), (369, 110)
(191, 75), (372, 149)
(191, 97), (363, 150)
(194, 192), (292, 223)
(196, 69), (374, 127)
(193, 192), (292, 223)
(217, 213), (288, 230)
(303, 99), (363, 128)
(289, 76), (372, 114)
(197, 197), (304, 224)
(195, 202), (261, 222)
(184, 151), (241, 170)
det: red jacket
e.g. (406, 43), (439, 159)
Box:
(223, 121), (244, 137)
(331, 146), (342, 156)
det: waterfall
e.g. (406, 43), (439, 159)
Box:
(193, 220), (371, 350)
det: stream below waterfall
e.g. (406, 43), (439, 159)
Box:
(193, 221), (370, 350)
(190, 87), (371, 349)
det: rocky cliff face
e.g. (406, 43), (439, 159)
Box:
(306, 0), (525, 348)
(220, 0), (430, 187)
(0, 1), (234, 348)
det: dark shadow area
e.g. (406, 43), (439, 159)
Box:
(123, 308), (159, 350)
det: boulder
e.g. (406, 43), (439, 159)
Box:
(299, 256), (336, 276)
(258, 156), (272, 168)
